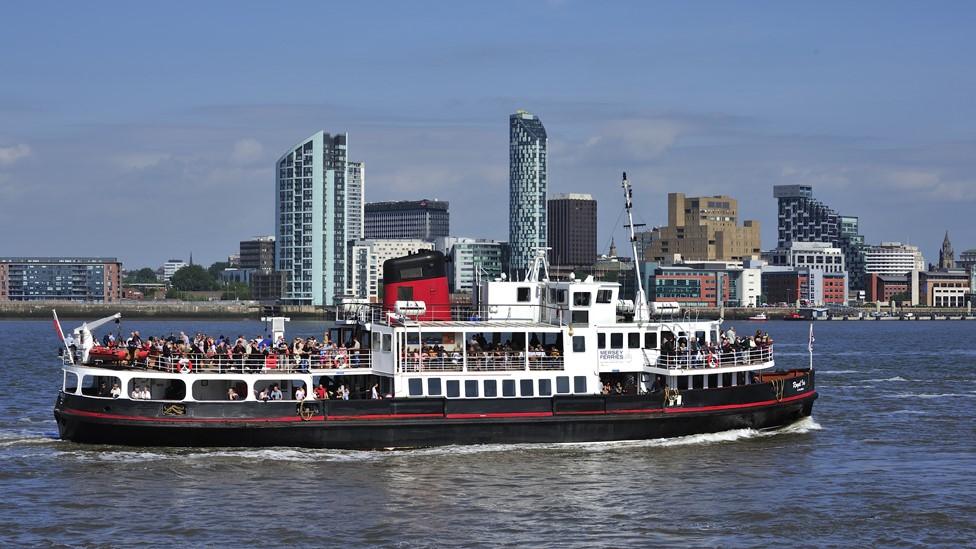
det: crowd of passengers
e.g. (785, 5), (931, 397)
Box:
(660, 326), (773, 368)
(97, 330), (366, 372)
(404, 333), (561, 364)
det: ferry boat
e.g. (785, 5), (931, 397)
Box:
(53, 174), (816, 449)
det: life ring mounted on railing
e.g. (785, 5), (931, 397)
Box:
(178, 358), (193, 374)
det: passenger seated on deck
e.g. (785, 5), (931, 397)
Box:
(227, 387), (240, 401)
(110, 383), (121, 398)
(269, 385), (283, 400)
(257, 387), (269, 401)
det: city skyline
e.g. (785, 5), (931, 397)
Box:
(2, 2), (975, 268)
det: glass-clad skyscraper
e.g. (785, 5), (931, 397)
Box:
(509, 110), (548, 275)
(275, 131), (363, 306)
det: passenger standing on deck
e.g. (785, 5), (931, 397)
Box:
(294, 386), (306, 401)
(314, 383), (328, 400)
(269, 385), (283, 400)
(370, 383), (380, 399)
(110, 383), (121, 398)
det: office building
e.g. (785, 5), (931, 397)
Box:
(346, 161), (365, 241)
(773, 185), (866, 290)
(762, 242), (846, 273)
(364, 199), (449, 241)
(646, 261), (761, 308)
(509, 110), (548, 274)
(863, 242), (926, 277)
(239, 236), (275, 270)
(866, 273), (911, 303)
(958, 248), (976, 271)
(761, 267), (848, 306)
(161, 259), (187, 282)
(275, 131), (351, 306)
(643, 193), (761, 262)
(346, 239), (433, 301)
(919, 270), (970, 307)
(0, 257), (121, 302)
(250, 271), (286, 302)
(547, 193), (597, 267)
(435, 237), (507, 294)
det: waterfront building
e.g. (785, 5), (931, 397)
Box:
(227, 253), (241, 267)
(250, 271), (286, 302)
(239, 236), (275, 271)
(346, 239), (433, 301)
(161, 259), (187, 282)
(547, 193), (597, 268)
(509, 110), (548, 274)
(918, 270), (970, 307)
(866, 273), (911, 303)
(275, 131), (352, 306)
(761, 266), (848, 306)
(643, 193), (761, 263)
(938, 231), (955, 270)
(862, 242), (926, 277)
(762, 242), (846, 274)
(347, 162), (365, 241)
(773, 185), (865, 290)
(364, 199), (449, 241)
(646, 261), (761, 308)
(0, 257), (121, 302)
(958, 248), (976, 272)
(435, 237), (506, 294)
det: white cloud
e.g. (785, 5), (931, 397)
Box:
(0, 143), (31, 165)
(231, 138), (264, 165)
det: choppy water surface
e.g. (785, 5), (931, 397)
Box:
(1, 319), (974, 547)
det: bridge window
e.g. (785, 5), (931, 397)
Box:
(502, 379), (516, 397)
(465, 379), (479, 397)
(484, 379), (498, 397)
(446, 380), (460, 398)
(408, 378), (423, 396)
(382, 334), (392, 352)
(610, 333), (623, 349)
(556, 376), (570, 394)
(520, 379), (534, 396)
(628, 333), (641, 349)
(539, 379), (552, 396)
(598, 333), (606, 349)
(573, 292), (591, 306)
(644, 332), (658, 349)
(596, 289), (613, 303)
(573, 376), (587, 393)
(427, 378), (442, 396)
(517, 287), (531, 302)
(572, 336), (586, 353)
(571, 310), (589, 326)
(64, 371), (79, 394)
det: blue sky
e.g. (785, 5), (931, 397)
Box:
(1, 1), (975, 268)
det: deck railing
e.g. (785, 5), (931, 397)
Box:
(400, 353), (564, 373)
(655, 345), (773, 370)
(71, 351), (373, 374)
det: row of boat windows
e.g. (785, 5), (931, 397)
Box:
(407, 376), (588, 398)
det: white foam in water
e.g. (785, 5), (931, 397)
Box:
(864, 376), (911, 383)
(887, 392), (973, 399)
(819, 370), (859, 374)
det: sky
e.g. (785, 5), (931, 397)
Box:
(1, 1), (975, 269)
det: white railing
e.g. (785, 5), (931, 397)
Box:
(73, 352), (372, 374)
(656, 345), (773, 370)
(399, 353), (565, 373)
(401, 357), (464, 373)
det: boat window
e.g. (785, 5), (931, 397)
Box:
(193, 379), (248, 401)
(644, 332), (658, 349)
(520, 379), (534, 397)
(539, 379), (552, 396)
(628, 333), (641, 349)
(372, 335), (381, 351)
(572, 336), (586, 353)
(427, 378), (442, 396)
(465, 379), (479, 398)
(596, 289), (613, 303)
(254, 379), (306, 401)
(556, 376), (570, 394)
(408, 378), (423, 396)
(484, 379), (498, 397)
(383, 334), (392, 352)
(446, 380), (460, 398)
(517, 287), (531, 302)
(677, 377), (689, 390)
(692, 376), (704, 390)
(502, 379), (516, 397)
(64, 371), (79, 394)
(610, 333), (623, 349)
(129, 378), (185, 401)
(573, 292), (591, 306)
(597, 333), (606, 349)
(695, 331), (706, 346)
(571, 310), (588, 326)
(555, 289), (567, 304)
(406, 333), (420, 345)
(573, 376), (587, 393)
(81, 375), (121, 398)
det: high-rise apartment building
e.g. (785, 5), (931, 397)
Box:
(547, 193), (597, 267)
(161, 259), (187, 282)
(275, 131), (353, 306)
(643, 193), (761, 262)
(364, 199), (449, 241)
(435, 237), (507, 293)
(346, 161), (365, 242)
(346, 239), (433, 301)
(0, 257), (121, 302)
(509, 110), (548, 274)
(862, 242), (926, 277)
(773, 185), (866, 290)
(239, 236), (275, 270)
(761, 242), (846, 274)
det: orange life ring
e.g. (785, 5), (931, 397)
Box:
(178, 359), (193, 374)
(707, 353), (717, 368)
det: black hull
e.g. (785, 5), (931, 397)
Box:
(54, 371), (816, 450)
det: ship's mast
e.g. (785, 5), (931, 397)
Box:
(621, 172), (649, 322)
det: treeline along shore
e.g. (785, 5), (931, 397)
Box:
(0, 301), (972, 321)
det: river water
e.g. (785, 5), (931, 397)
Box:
(1, 319), (974, 547)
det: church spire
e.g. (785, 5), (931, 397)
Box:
(939, 231), (954, 270)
